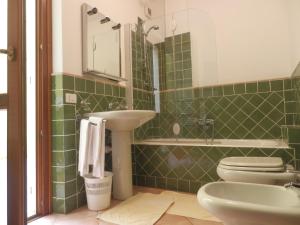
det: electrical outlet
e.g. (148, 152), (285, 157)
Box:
(65, 93), (77, 104)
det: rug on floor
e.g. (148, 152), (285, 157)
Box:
(161, 191), (221, 222)
(97, 193), (174, 225)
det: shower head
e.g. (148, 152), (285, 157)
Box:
(144, 25), (159, 37)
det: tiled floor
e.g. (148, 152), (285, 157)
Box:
(30, 186), (223, 225)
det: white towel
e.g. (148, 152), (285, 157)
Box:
(78, 119), (92, 177)
(89, 117), (106, 178)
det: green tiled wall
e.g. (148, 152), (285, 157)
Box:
(291, 63), (300, 125)
(285, 63), (300, 167)
(51, 74), (125, 213)
(131, 18), (157, 139)
(136, 78), (295, 140)
(163, 33), (192, 90)
(131, 18), (154, 92)
(132, 145), (295, 193)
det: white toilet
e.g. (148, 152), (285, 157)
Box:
(217, 157), (296, 185)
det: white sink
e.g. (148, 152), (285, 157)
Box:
(197, 182), (300, 225)
(86, 110), (156, 131)
(85, 110), (156, 200)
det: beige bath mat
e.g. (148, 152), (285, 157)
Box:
(97, 193), (174, 225)
(161, 191), (221, 222)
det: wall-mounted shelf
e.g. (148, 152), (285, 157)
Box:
(85, 70), (127, 82)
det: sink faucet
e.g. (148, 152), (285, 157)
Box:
(108, 101), (128, 110)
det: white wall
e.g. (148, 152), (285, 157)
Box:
(288, 0), (300, 70)
(166, 0), (299, 86)
(53, 0), (165, 77)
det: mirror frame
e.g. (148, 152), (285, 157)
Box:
(81, 3), (125, 82)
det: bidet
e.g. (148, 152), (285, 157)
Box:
(197, 182), (300, 225)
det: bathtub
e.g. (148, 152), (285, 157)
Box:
(134, 138), (288, 149)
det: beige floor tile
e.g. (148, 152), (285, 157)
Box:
(155, 214), (192, 225)
(30, 186), (223, 225)
(133, 186), (164, 194)
(186, 217), (223, 225)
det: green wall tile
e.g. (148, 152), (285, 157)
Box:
(145, 176), (156, 187)
(223, 85), (234, 95)
(52, 167), (65, 182)
(52, 136), (63, 151)
(96, 82), (105, 95)
(64, 150), (76, 165)
(64, 105), (75, 120)
(63, 76), (75, 90)
(75, 78), (86, 92)
(178, 180), (189, 192)
(53, 183), (65, 198)
(65, 165), (77, 181)
(52, 75), (63, 90)
(284, 79), (292, 90)
(86, 80), (95, 93)
(65, 180), (77, 197)
(64, 120), (75, 135)
(246, 82), (257, 93)
(156, 177), (166, 189)
(187, 182), (200, 194)
(203, 87), (213, 97)
(166, 178), (177, 191)
(52, 90), (64, 105)
(52, 152), (65, 166)
(52, 198), (65, 213)
(65, 195), (77, 213)
(52, 106), (64, 120)
(113, 86), (120, 97)
(63, 135), (76, 150)
(234, 83), (245, 94)
(288, 127), (300, 144)
(285, 90), (296, 101)
(52, 121), (64, 135)
(120, 87), (126, 97)
(78, 191), (87, 207)
(271, 80), (283, 91)
(105, 84), (113, 96)
(258, 81), (270, 92)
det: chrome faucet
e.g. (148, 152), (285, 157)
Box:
(108, 101), (128, 110)
(198, 114), (214, 144)
(284, 182), (300, 188)
(80, 99), (91, 111)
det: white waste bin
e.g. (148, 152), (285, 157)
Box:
(84, 171), (113, 211)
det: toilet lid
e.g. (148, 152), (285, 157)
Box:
(218, 164), (285, 172)
(219, 157), (283, 168)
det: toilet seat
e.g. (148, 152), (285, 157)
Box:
(219, 157), (283, 168)
(218, 164), (285, 172)
(217, 157), (295, 185)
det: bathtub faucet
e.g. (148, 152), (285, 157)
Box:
(198, 114), (214, 144)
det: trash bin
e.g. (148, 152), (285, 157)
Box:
(84, 171), (113, 211)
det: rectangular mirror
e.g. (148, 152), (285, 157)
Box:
(82, 3), (123, 81)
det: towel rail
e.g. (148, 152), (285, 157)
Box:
(89, 119), (107, 126)
(75, 110), (107, 125)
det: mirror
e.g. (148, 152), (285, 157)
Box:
(82, 3), (123, 81)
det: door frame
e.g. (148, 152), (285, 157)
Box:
(4, 0), (52, 224)
(7, 0), (27, 224)
(35, 0), (53, 217)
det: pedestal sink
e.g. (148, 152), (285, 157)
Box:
(86, 110), (156, 200)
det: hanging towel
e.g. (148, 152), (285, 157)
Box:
(78, 119), (92, 177)
(89, 117), (106, 178)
